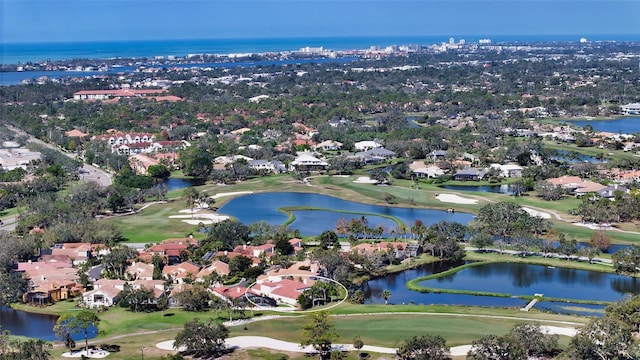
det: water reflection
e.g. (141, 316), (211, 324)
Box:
(218, 192), (474, 236)
(419, 263), (640, 302)
(0, 306), (98, 341)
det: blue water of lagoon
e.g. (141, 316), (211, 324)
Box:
(217, 192), (474, 236)
(364, 262), (636, 315)
(419, 262), (640, 303)
(569, 117), (640, 134)
(161, 177), (204, 191)
(0, 306), (98, 341)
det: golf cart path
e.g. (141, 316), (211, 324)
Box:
(157, 324), (575, 357)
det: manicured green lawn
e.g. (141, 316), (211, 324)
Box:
(233, 312), (579, 348)
(108, 199), (207, 243)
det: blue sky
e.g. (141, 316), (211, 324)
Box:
(2, 0), (639, 43)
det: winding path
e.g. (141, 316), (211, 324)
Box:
(145, 312), (582, 357)
(156, 324), (576, 357)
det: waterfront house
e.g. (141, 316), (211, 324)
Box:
(621, 103), (640, 115)
(453, 167), (488, 181)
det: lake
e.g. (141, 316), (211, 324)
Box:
(551, 150), (605, 164)
(363, 261), (526, 308)
(418, 262), (640, 302)
(161, 177), (204, 191)
(217, 192), (474, 236)
(364, 262), (638, 315)
(569, 117), (640, 134)
(0, 306), (98, 341)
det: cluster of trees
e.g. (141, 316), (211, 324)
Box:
(53, 310), (100, 356)
(566, 295), (640, 359)
(0, 329), (51, 360)
(572, 191), (640, 224)
(297, 280), (340, 310)
(0, 232), (35, 305)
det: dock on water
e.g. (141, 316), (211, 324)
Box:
(520, 293), (544, 312)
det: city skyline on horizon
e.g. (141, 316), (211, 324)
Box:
(2, 0), (639, 44)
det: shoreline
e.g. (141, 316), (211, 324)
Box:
(6, 35), (640, 65)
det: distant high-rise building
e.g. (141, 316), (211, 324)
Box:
(459, 39), (465, 45)
(449, 37), (455, 45)
(479, 39), (492, 44)
(580, 37), (588, 43)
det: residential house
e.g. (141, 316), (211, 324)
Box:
(82, 279), (125, 309)
(314, 140), (343, 152)
(196, 260), (231, 280)
(254, 278), (315, 306)
(290, 152), (329, 171)
(210, 285), (262, 303)
(428, 150), (447, 162)
(546, 176), (606, 196)
(92, 132), (155, 146)
(354, 140), (382, 151)
(597, 185), (629, 200)
(490, 164), (523, 178)
(355, 147), (396, 161)
(126, 262), (155, 281)
(351, 241), (421, 259)
(453, 168), (488, 181)
(17, 260), (81, 305)
(162, 261), (201, 284)
(413, 166), (444, 178)
(233, 243), (276, 258)
(82, 279), (165, 309)
(248, 159), (286, 174)
(621, 103), (640, 115)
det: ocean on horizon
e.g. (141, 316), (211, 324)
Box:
(3, 34), (640, 65)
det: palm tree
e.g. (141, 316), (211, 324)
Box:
(382, 289), (391, 305)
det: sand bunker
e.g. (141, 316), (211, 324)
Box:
(62, 349), (110, 358)
(211, 191), (253, 199)
(435, 193), (478, 204)
(170, 211), (229, 225)
(353, 176), (378, 184)
(522, 207), (552, 219)
(573, 222), (613, 230)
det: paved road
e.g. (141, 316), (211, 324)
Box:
(6, 125), (112, 186)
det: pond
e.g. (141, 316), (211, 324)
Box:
(418, 262), (640, 302)
(440, 184), (514, 195)
(217, 192), (474, 236)
(363, 261), (526, 308)
(568, 117), (640, 134)
(160, 177), (204, 191)
(550, 150), (605, 164)
(0, 306), (98, 341)
(364, 262), (639, 316)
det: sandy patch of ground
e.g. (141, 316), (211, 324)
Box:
(157, 328), (577, 356)
(353, 176), (378, 184)
(169, 210), (229, 225)
(211, 191), (254, 199)
(62, 349), (110, 358)
(450, 345), (473, 356)
(541, 325), (578, 337)
(521, 207), (552, 219)
(435, 193), (478, 204)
